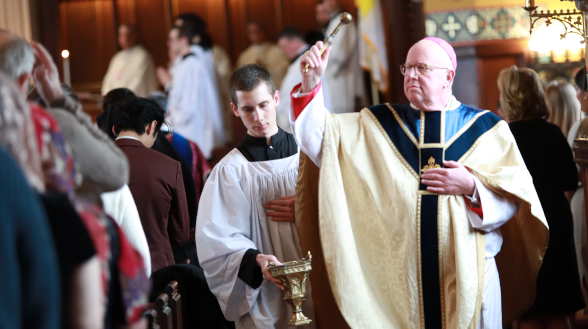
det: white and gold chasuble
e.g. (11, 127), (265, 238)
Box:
(294, 100), (549, 329)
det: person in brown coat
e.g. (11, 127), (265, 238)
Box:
(113, 97), (190, 272)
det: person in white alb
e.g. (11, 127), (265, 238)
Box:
(102, 24), (158, 97)
(288, 38), (549, 329)
(164, 24), (225, 159)
(196, 64), (316, 329)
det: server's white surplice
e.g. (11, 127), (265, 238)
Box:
(196, 149), (315, 329)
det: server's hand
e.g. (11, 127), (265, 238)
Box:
(264, 195), (296, 222)
(256, 254), (285, 290)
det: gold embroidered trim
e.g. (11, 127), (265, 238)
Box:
(445, 110), (489, 148)
(417, 190), (440, 195)
(438, 196), (446, 329)
(386, 103), (419, 147)
(419, 111), (425, 145)
(457, 121), (505, 163)
(441, 109), (446, 144)
(420, 143), (445, 149)
(364, 109), (419, 180)
(416, 195), (425, 329)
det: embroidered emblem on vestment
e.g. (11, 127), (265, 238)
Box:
(421, 156), (441, 172)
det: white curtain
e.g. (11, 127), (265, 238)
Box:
(0, 0), (32, 40)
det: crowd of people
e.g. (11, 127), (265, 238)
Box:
(3, 0), (588, 328)
(101, 0), (364, 150)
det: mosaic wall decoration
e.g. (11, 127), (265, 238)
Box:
(425, 6), (534, 42)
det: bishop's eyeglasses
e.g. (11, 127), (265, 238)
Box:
(400, 63), (449, 76)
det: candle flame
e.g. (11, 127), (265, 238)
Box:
(61, 50), (70, 59)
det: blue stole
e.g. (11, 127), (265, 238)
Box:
(366, 102), (501, 328)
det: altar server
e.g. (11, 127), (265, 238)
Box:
(174, 14), (232, 142)
(291, 38), (548, 328)
(319, 0), (365, 113)
(166, 24), (225, 159)
(196, 64), (316, 329)
(102, 24), (158, 97)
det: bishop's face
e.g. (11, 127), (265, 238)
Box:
(403, 41), (454, 110)
(231, 82), (280, 140)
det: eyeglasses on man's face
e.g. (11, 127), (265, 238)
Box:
(400, 63), (449, 76)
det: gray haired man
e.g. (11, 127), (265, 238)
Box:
(0, 30), (129, 203)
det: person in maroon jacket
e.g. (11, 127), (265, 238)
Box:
(112, 97), (190, 272)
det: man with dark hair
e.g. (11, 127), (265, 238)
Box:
(113, 97), (190, 272)
(102, 24), (158, 97)
(162, 25), (225, 159)
(175, 13), (234, 142)
(196, 64), (316, 328)
(276, 27), (332, 133)
(99, 88), (202, 268)
(236, 21), (290, 88)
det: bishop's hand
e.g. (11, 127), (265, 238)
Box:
(300, 41), (331, 93)
(255, 254), (285, 290)
(421, 160), (476, 196)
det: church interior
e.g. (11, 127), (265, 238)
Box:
(4, 0), (588, 328)
(4, 0), (582, 162)
(11, 0), (584, 146)
(5, 0), (584, 137)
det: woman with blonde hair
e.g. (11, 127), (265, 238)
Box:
(545, 80), (581, 139)
(498, 65), (585, 329)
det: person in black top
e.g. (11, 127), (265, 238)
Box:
(499, 65), (585, 328)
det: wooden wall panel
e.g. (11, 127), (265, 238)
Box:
(281, 1), (321, 34)
(244, 0), (280, 41)
(468, 39), (527, 113)
(0, 0), (32, 40)
(55, 0), (426, 108)
(36, 0), (61, 75)
(381, 0), (425, 103)
(95, 1), (117, 75)
(205, 0), (230, 54)
(117, 0), (171, 67)
(171, 0), (207, 19)
(61, 1), (108, 84)
(173, 0), (231, 56)
(227, 0), (249, 62)
(478, 56), (518, 113)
